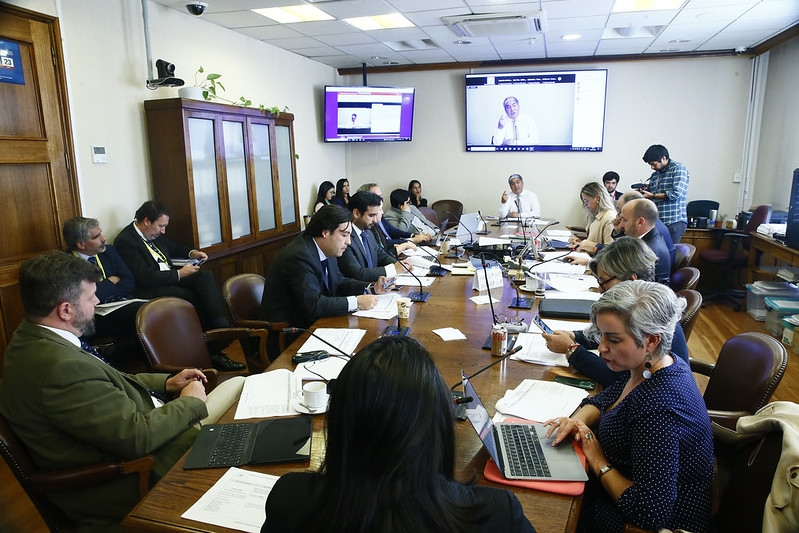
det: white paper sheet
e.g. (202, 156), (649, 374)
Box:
(494, 379), (588, 422)
(296, 328), (366, 356)
(547, 274), (598, 293)
(508, 333), (569, 367)
(478, 236), (512, 246)
(94, 299), (147, 316)
(294, 355), (349, 381)
(433, 327), (467, 341)
(544, 290), (601, 301)
(352, 293), (400, 320)
(398, 267), (429, 277)
(393, 277), (435, 287)
(470, 295), (500, 305)
(181, 467), (278, 533)
(234, 369), (301, 420)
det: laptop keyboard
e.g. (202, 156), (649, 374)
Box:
(501, 424), (551, 478)
(208, 423), (252, 467)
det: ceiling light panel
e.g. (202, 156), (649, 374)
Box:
(253, 5), (334, 24)
(343, 14), (415, 31)
(612, 0), (686, 13)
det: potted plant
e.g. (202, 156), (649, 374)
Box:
(179, 67), (289, 117)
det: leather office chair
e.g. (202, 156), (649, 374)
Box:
(136, 297), (266, 385)
(686, 199), (720, 219)
(690, 332), (787, 430)
(672, 242), (696, 271)
(431, 199), (463, 230)
(678, 289), (703, 342)
(0, 409), (153, 532)
(418, 206), (440, 226)
(669, 266), (700, 291)
(222, 274), (288, 373)
(698, 204), (772, 310)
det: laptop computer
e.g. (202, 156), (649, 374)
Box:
(461, 371), (587, 481)
(183, 416), (312, 469)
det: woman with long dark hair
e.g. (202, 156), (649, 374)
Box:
(408, 179), (428, 207)
(331, 178), (350, 207)
(313, 181), (335, 212)
(262, 336), (535, 533)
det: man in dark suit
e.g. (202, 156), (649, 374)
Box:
(0, 252), (242, 529)
(114, 201), (244, 371)
(603, 171), (623, 202)
(260, 205), (391, 360)
(620, 199), (672, 284)
(339, 191), (413, 281)
(63, 217), (144, 340)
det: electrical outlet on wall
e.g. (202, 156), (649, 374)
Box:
(733, 172), (741, 183)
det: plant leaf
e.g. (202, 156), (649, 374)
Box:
(207, 73), (222, 80)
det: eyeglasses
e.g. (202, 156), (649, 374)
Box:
(580, 196), (592, 205)
(597, 276), (617, 291)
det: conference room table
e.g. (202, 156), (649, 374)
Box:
(122, 227), (591, 533)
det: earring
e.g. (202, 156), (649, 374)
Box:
(643, 353), (653, 379)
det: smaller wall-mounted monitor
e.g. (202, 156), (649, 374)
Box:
(324, 86), (415, 143)
(465, 69), (607, 152)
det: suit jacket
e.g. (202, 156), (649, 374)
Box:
(261, 233), (368, 330)
(655, 218), (677, 267)
(338, 228), (396, 281)
(0, 320), (207, 525)
(642, 228), (672, 284)
(82, 244), (136, 303)
(114, 222), (193, 290)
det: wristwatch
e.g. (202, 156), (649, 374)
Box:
(597, 464), (614, 479)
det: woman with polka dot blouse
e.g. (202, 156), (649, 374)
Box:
(545, 281), (713, 532)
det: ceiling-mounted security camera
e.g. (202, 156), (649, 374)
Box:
(734, 46), (747, 55)
(185, 1), (207, 16)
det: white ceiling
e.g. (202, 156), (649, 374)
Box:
(151, 0), (799, 69)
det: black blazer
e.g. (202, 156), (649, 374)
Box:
(114, 223), (193, 289)
(338, 228), (396, 281)
(642, 228), (672, 284)
(260, 233), (368, 330)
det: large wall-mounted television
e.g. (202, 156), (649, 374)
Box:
(324, 86), (415, 143)
(465, 69), (607, 152)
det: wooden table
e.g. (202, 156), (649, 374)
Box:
(748, 232), (799, 283)
(123, 234), (586, 533)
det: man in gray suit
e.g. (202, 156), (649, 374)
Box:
(0, 252), (242, 529)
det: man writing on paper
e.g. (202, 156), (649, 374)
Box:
(499, 174), (541, 219)
(0, 252), (243, 530)
(491, 96), (539, 146)
(339, 191), (413, 281)
(620, 199), (672, 284)
(260, 205), (392, 361)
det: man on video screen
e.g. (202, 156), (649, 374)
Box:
(491, 96), (539, 146)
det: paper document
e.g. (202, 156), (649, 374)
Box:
(398, 267), (429, 277)
(407, 255), (435, 269)
(530, 261), (587, 275)
(509, 333), (569, 367)
(296, 328), (366, 356)
(544, 290), (601, 301)
(234, 369), (301, 420)
(433, 327), (467, 341)
(470, 295), (500, 305)
(420, 246), (440, 257)
(495, 379), (588, 422)
(546, 230), (573, 238)
(478, 236), (512, 246)
(393, 276), (435, 287)
(353, 293), (399, 320)
(94, 299), (147, 316)
(547, 274), (599, 293)
(181, 467), (278, 533)
(294, 355), (349, 381)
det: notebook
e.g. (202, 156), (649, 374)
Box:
(183, 416), (312, 469)
(461, 371), (587, 481)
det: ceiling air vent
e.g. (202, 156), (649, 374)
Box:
(442, 11), (548, 38)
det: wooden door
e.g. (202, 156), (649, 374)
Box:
(0, 4), (79, 365)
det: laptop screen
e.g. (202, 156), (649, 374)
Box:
(461, 371), (502, 467)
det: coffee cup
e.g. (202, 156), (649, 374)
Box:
(440, 238), (450, 255)
(524, 276), (538, 291)
(302, 381), (327, 410)
(397, 297), (412, 326)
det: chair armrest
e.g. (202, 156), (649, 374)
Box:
(248, 329), (271, 371)
(28, 456), (154, 497)
(689, 358), (715, 377)
(205, 327), (255, 343)
(232, 319), (288, 332)
(708, 410), (749, 430)
(149, 366), (219, 392)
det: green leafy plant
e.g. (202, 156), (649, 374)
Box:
(194, 66), (290, 118)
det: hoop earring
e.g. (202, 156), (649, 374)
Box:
(643, 353), (653, 379)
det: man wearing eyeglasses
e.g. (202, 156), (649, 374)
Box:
(619, 199), (672, 284)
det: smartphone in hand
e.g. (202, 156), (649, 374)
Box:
(533, 315), (554, 335)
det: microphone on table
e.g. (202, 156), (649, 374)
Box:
(419, 245), (447, 277)
(477, 210), (490, 235)
(476, 252), (500, 325)
(398, 260), (430, 302)
(450, 344), (524, 391)
(282, 327), (351, 357)
(533, 220), (560, 254)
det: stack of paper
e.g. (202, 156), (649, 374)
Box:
(234, 369), (301, 420)
(296, 328), (366, 356)
(495, 379), (589, 422)
(509, 333), (569, 367)
(353, 293), (400, 320)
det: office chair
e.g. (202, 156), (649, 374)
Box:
(418, 207), (440, 226)
(136, 297), (266, 385)
(678, 289), (702, 341)
(0, 409), (153, 531)
(670, 267), (700, 291)
(690, 332), (787, 430)
(698, 204), (772, 310)
(222, 273), (288, 373)
(431, 199), (463, 230)
(686, 199), (720, 219)
(672, 242), (696, 271)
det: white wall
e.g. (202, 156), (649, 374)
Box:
(343, 56), (752, 225)
(9, 0), (345, 236)
(751, 36), (799, 210)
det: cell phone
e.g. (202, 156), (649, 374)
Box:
(291, 350), (330, 364)
(533, 315), (554, 335)
(382, 277), (396, 289)
(192, 258), (206, 266)
(554, 376), (596, 391)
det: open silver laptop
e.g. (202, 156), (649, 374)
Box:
(461, 371), (587, 481)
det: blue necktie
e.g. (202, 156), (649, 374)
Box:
(321, 259), (330, 292)
(361, 232), (374, 268)
(80, 339), (111, 365)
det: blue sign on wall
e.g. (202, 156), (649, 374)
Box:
(0, 40), (25, 85)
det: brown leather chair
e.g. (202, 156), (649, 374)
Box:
(0, 409), (153, 531)
(431, 199), (463, 229)
(418, 206), (440, 226)
(672, 242), (696, 271)
(699, 204), (772, 310)
(669, 266), (700, 291)
(222, 274), (288, 372)
(136, 297), (267, 384)
(678, 289), (703, 341)
(690, 332), (787, 429)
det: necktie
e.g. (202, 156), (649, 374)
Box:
(361, 233), (374, 268)
(87, 255), (98, 266)
(513, 120), (518, 141)
(80, 339), (111, 366)
(321, 259), (330, 293)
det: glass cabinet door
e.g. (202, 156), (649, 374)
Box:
(222, 120), (251, 240)
(187, 117), (222, 247)
(275, 125), (296, 225)
(251, 123), (276, 232)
